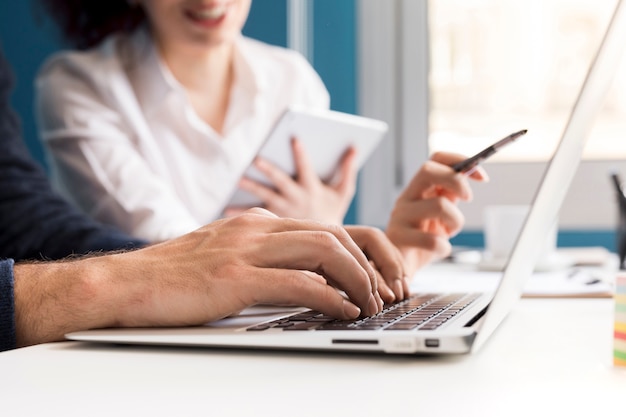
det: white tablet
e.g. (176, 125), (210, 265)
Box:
(226, 107), (388, 208)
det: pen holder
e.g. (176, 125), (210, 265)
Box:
(610, 173), (626, 270)
(615, 273), (626, 367)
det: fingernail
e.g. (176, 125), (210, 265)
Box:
(382, 284), (396, 303)
(343, 299), (361, 319)
(368, 295), (379, 316)
(393, 279), (404, 299)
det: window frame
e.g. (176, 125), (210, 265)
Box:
(357, 0), (430, 228)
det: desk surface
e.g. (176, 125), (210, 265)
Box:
(1, 297), (624, 417)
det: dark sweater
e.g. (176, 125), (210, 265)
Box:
(0, 48), (145, 352)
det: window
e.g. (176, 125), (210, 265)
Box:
(429, 0), (626, 161)
(357, 0), (626, 235)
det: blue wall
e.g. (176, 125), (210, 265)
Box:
(0, 1), (59, 168)
(312, 0), (358, 223)
(312, 0), (356, 115)
(452, 230), (617, 252)
(243, 0), (288, 47)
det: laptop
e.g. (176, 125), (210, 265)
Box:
(65, 0), (626, 355)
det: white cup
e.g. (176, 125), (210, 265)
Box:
(483, 204), (557, 265)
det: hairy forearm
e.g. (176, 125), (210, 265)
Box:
(13, 257), (120, 347)
(12, 247), (188, 347)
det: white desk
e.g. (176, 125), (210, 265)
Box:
(1, 279), (624, 416)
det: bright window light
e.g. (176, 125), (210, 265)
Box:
(428, 0), (626, 161)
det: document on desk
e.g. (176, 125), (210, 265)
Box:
(412, 264), (614, 298)
(522, 269), (614, 298)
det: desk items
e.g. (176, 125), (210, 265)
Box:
(448, 246), (615, 297)
(414, 264), (614, 299)
(615, 273), (626, 367)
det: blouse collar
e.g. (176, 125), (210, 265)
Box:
(128, 28), (263, 118)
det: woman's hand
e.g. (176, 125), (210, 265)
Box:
(225, 138), (357, 225)
(386, 152), (488, 277)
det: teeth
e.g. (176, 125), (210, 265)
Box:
(193, 5), (227, 20)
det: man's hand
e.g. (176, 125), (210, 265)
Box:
(345, 225), (409, 303)
(13, 209), (385, 347)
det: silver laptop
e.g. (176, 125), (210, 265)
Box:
(66, 0), (626, 355)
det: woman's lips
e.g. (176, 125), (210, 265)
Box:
(186, 4), (228, 23)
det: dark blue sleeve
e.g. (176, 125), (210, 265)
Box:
(0, 47), (146, 262)
(0, 259), (15, 352)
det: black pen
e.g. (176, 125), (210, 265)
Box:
(452, 129), (528, 174)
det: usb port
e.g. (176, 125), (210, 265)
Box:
(425, 339), (440, 348)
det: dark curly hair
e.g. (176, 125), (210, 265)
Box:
(36, 0), (146, 50)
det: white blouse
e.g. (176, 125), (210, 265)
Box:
(35, 28), (330, 242)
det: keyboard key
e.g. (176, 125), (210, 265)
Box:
(246, 292), (481, 332)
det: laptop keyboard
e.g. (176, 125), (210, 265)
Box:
(246, 292), (480, 332)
